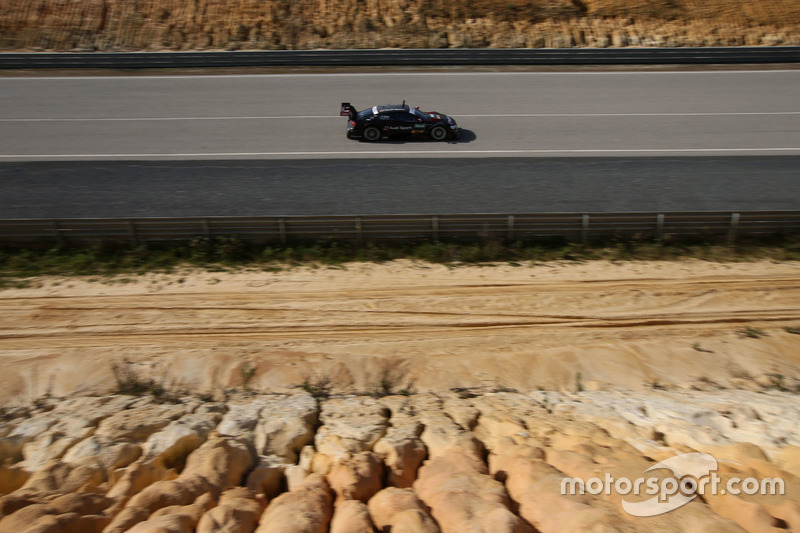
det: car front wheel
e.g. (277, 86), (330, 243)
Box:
(362, 126), (381, 142)
(429, 125), (448, 141)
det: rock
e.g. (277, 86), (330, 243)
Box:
(95, 403), (187, 442)
(0, 493), (41, 520)
(0, 464), (30, 494)
(391, 509), (443, 533)
(103, 475), (216, 533)
(180, 436), (256, 490)
(284, 464), (311, 492)
(253, 393), (318, 463)
(373, 423), (427, 488)
(127, 492), (216, 533)
(0, 486), (116, 532)
(487, 440), (545, 482)
(20, 415), (99, 472)
(284, 445), (315, 491)
(255, 474), (333, 533)
(149, 491), (216, 519)
(140, 412), (220, 469)
(63, 437), (141, 473)
(501, 456), (625, 533)
(704, 492), (787, 533)
(246, 457), (286, 499)
(327, 451), (384, 503)
(413, 396), (483, 461)
(0, 413), (58, 464)
(49, 493), (115, 515)
(216, 399), (267, 439)
(329, 499), (375, 533)
(443, 398), (479, 431)
(196, 487), (265, 533)
(105, 436), (253, 531)
(775, 445), (800, 472)
(0, 503), (110, 533)
(368, 487), (440, 533)
(124, 514), (196, 533)
(19, 459), (105, 494)
(105, 460), (175, 504)
(470, 393), (537, 452)
(315, 397), (389, 460)
(413, 450), (528, 533)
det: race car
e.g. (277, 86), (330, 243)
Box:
(341, 102), (459, 142)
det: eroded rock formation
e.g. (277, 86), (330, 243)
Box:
(1, 387), (799, 532)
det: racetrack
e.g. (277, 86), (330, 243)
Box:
(1, 69), (799, 217)
(1, 70), (799, 160)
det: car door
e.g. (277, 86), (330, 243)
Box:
(388, 111), (418, 136)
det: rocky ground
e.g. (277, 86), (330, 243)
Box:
(1, 259), (800, 531)
(1, 0), (799, 51)
(0, 387), (799, 533)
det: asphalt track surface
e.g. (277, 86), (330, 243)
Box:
(2, 157), (799, 218)
(1, 70), (799, 217)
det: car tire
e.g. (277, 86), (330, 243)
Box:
(363, 126), (381, 142)
(429, 126), (448, 141)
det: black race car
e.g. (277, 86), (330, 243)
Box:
(341, 102), (458, 142)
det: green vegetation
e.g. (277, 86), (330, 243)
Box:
(370, 366), (417, 398)
(784, 326), (800, 335)
(737, 326), (767, 339)
(300, 374), (333, 399)
(110, 358), (180, 402)
(692, 342), (714, 353)
(2, 235), (800, 287)
(241, 364), (256, 392)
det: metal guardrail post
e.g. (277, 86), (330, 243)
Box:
(729, 212), (740, 243)
(278, 218), (287, 245)
(355, 217), (362, 244)
(127, 220), (137, 246)
(656, 213), (665, 242)
(507, 215), (515, 242)
(51, 220), (63, 246)
(432, 216), (439, 242)
(581, 214), (590, 243)
(202, 219), (211, 237)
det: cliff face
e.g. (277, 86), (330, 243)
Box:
(0, 0), (799, 51)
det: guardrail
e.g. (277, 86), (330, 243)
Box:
(1, 211), (799, 246)
(1, 47), (799, 69)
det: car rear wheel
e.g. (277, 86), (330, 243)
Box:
(429, 125), (448, 141)
(363, 126), (381, 142)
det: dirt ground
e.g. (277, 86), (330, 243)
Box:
(2, 258), (800, 405)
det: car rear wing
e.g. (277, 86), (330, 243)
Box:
(340, 102), (356, 119)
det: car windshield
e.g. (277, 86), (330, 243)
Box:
(410, 108), (428, 119)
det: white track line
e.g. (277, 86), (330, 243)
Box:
(2, 148), (799, 158)
(3, 111), (799, 122)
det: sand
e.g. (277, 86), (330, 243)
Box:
(1, 258), (800, 405)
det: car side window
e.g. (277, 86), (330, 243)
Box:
(379, 114), (391, 120)
(392, 111), (417, 123)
